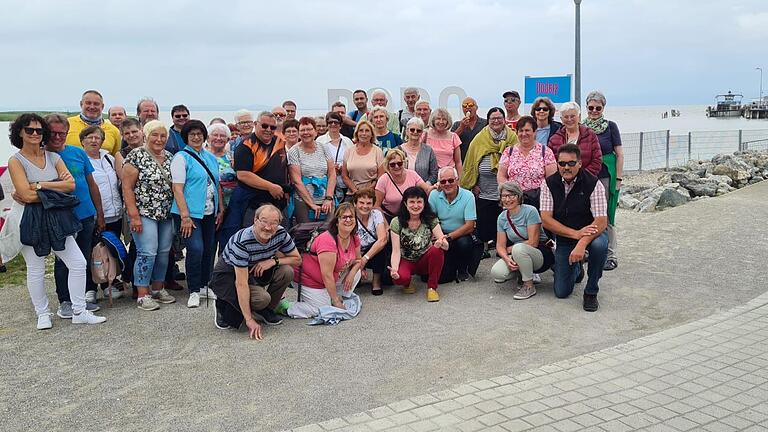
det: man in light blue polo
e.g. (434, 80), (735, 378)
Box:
(429, 167), (477, 283)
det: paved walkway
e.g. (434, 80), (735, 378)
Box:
(286, 292), (768, 432)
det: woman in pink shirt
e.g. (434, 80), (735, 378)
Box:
(424, 108), (463, 176)
(374, 149), (431, 220)
(287, 203), (363, 318)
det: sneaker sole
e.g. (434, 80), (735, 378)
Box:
(187, 303), (200, 308)
(137, 304), (160, 311)
(56, 312), (73, 319)
(513, 292), (537, 300)
(213, 310), (231, 330)
(72, 318), (107, 324)
(154, 299), (176, 304)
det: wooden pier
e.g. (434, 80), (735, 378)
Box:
(743, 104), (768, 119)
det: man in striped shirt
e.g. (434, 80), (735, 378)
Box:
(209, 204), (301, 339)
(540, 143), (609, 312)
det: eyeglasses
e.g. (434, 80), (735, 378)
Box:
(587, 106), (603, 112)
(257, 218), (279, 228)
(534, 107), (550, 112)
(173, 113), (189, 119)
(504, 98), (520, 103)
(260, 124), (278, 131)
(327, 120), (340, 125)
(388, 161), (403, 168)
(558, 161), (578, 167)
(500, 193), (516, 199)
(439, 178), (456, 185)
(188, 131), (204, 138)
(339, 215), (354, 221)
(84, 135), (103, 141)
(24, 127), (44, 135)
(489, 117), (505, 122)
(273, 114), (286, 119)
(408, 128), (423, 134)
(237, 121), (253, 126)
(461, 102), (476, 109)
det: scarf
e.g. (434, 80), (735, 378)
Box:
(583, 116), (608, 135)
(79, 113), (103, 127)
(460, 125), (518, 190)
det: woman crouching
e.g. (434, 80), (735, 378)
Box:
(287, 203), (363, 318)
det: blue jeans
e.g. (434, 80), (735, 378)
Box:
(553, 231), (608, 298)
(173, 214), (216, 293)
(131, 216), (174, 287)
(55, 216), (95, 303)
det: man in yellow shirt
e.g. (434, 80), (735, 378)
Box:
(66, 90), (121, 155)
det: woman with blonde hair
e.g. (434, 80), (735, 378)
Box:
(375, 148), (431, 220)
(341, 119), (384, 198)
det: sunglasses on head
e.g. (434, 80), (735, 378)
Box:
(534, 107), (550, 112)
(24, 127), (44, 135)
(587, 106), (603, 112)
(260, 124), (278, 131)
(408, 128), (423, 134)
(439, 178), (456, 185)
(388, 161), (403, 168)
(558, 160), (578, 167)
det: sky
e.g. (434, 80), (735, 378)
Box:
(1, 0), (768, 111)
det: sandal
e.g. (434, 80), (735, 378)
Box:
(371, 287), (383, 296)
(603, 258), (618, 271)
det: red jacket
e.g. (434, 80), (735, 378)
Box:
(548, 124), (603, 176)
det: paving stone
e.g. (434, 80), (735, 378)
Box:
(452, 406), (484, 421)
(662, 416), (700, 432)
(476, 412), (507, 427)
(408, 419), (439, 432)
(431, 413), (462, 427)
(475, 399), (504, 413)
(344, 413), (374, 425)
(454, 394), (484, 407)
(520, 412), (553, 427)
(599, 419), (635, 432)
(498, 406), (528, 420)
(367, 418), (397, 431)
(433, 399), (464, 413)
(499, 419), (533, 431)
(455, 419), (485, 432)
(411, 405), (442, 420)
(389, 411), (419, 426)
(369, 406), (396, 419)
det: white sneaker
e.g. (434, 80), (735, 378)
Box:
(187, 292), (200, 308)
(199, 287), (216, 299)
(532, 273), (542, 284)
(85, 291), (97, 303)
(72, 310), (107, 324)
(37, 313), (53, 330)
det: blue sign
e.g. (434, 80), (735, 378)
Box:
(524, 75), (572, 104)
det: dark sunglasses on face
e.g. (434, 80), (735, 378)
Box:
(327, 120), (340, 125)
(388, 161), (403, 168)
(260, 124), (278, 131)
(587, 106), (603, 112)
(534, 107), (550, 112)
(173, 113), (189, 119)
(409, 128), (423, 134)
(439, 178), (456, 185)
(558, 160), (578, 167)
(24, 127), (44, 135)
(50, 131), (67, 137)
(273, 114), (286, 119)
(461, 103), (476, 109)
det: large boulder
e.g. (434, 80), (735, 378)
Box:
(711, 157), (752, 184)
(656, 187), (691, 210)
(618, 194), (641, 210)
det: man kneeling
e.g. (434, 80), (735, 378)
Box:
(541, 143), (608, 312)
(209, 204), (301, 339)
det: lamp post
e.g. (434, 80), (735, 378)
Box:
(574, 0), (582, 105)
(757, 67), (763, 107)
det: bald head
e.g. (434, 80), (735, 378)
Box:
(108, 106), (127, 128)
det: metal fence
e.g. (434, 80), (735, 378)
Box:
(622, 129), (768, 171)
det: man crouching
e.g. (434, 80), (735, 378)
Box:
(209, 204), (301, 339)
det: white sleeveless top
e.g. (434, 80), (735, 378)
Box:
(11, 151), (61, 182)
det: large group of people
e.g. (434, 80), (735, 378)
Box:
(3, 87), (624, 338)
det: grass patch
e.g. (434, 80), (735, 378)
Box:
(1, 255), (55, 287)
(0, 111), (107, 122)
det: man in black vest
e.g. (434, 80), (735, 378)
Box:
(540, 143), (609, 311)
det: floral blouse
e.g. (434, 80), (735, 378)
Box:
(499, 142), (556, 192)
(125, 147), (174, 220)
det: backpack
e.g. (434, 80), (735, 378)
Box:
(91, 241), (118, 285)
(287, 221), (328, 301)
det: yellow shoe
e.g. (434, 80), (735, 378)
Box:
(426, 288), (440, 302)
(402, 281), (417, 294)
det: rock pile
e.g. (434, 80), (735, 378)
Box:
(620, 150), (768, 212)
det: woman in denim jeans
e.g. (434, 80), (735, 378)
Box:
(171, 120), (225, 308)
(123, 120), (177, 311)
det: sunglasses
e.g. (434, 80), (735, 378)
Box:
(388, 161), (403, 168)
(260, 124), (278, 131)
(504, 98), (520, 103)
(461, 103), (476, 109)
(173, 113), (189, 119)
(534, 107), (550, 112)
(24, 127), (44, 135)
(558, 161), (579, 167)
(587, 106), (603, 112)
(50, 131), (67, 138)
(408, 128), (423, 134)
(327, 120), (340, 125)
(273, 114), (286, 119)
(439, 178), (456, 185)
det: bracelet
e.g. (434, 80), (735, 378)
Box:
(363, 255), (370, 261)
(323, 196), (333, 201)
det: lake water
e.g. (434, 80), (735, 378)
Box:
(3, 104), (768, 167)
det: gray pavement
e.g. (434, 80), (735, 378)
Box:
(1, 180), (768, 432)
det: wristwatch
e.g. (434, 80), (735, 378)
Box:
(323, 196), (333, 201)
(272, 256), (280, 266)
(445, 234), (452, 242)
(35, 182), (42, 191)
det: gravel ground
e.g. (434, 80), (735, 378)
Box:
(1, 177), (767, 432)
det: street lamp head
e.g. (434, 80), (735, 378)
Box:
(574, 0), (582, 4)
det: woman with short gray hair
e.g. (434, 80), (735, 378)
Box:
(491, 181), (554, 300)
(547, 102), (602, 176)
(584, 90), (623, 271)
(396, 117), (438, 185)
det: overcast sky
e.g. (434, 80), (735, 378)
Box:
(1, 0), (767, 111)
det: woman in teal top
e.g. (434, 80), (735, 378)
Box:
(491, 181), (553, 300)
(170, 120), (224, 308)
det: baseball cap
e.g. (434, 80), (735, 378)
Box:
(503, 90), (520, 100)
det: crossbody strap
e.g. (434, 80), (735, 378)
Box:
(183, 148), (217, 185)
(506, 211), (528, 241)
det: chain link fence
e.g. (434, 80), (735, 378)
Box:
(621, 129), (768, 171)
